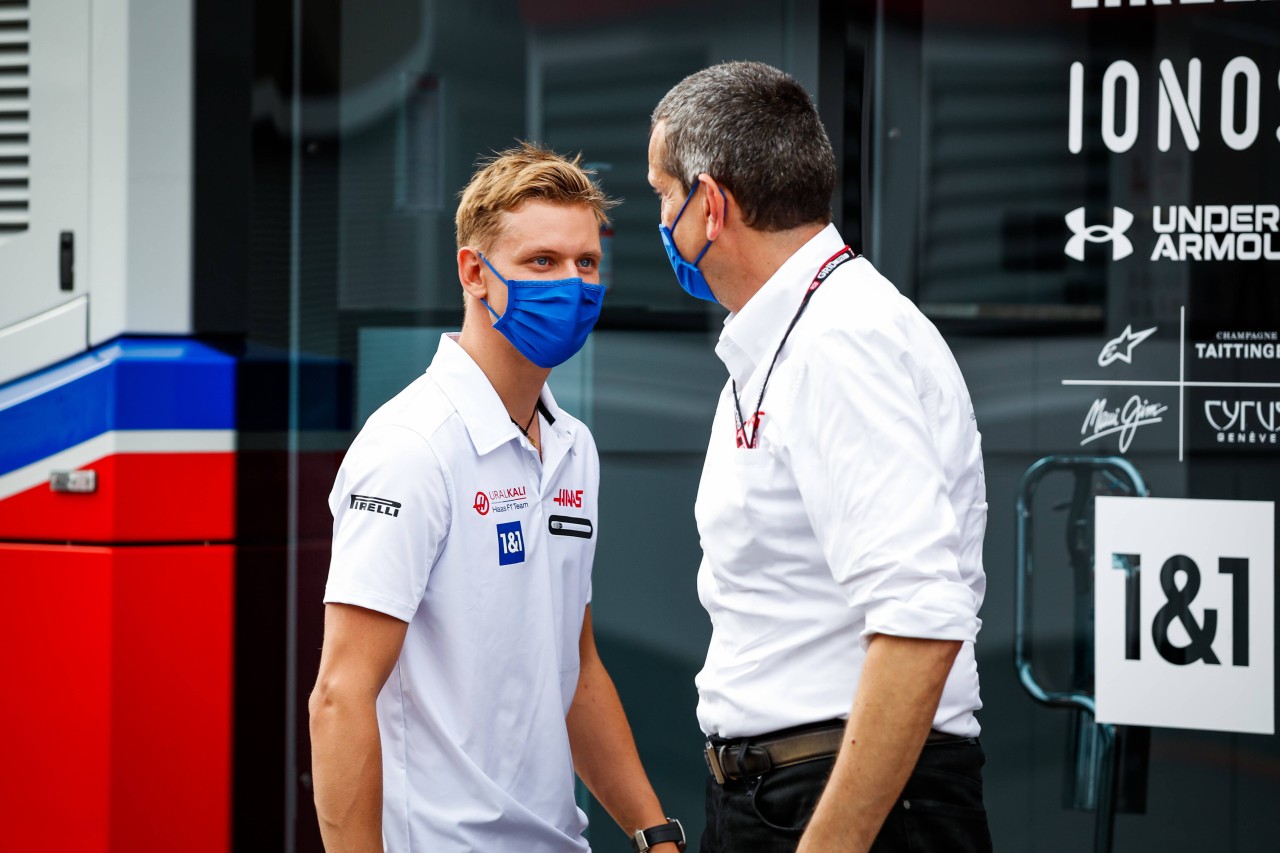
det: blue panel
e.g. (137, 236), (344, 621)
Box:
(0, 337), (237, 477)
(113, 344), (237, 431)
(496, 520), (526, 566)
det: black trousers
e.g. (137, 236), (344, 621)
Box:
(701, 737), (992, 853)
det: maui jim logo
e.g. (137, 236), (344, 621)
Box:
(350, 494), (401, 518)
(1080, 396), (1168, 452)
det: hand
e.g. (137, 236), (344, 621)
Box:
(649, 844), (683, 853)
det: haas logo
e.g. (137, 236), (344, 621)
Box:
(552, 488), (583, 508)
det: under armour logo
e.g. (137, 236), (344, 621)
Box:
(1065, 207), (1134, 261)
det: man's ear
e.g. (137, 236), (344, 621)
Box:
(696, 173), (728, 242)
(457, 247), (488, 300)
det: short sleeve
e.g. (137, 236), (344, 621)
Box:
(784, 325), (980, 644)
(323, 424), (451, 622)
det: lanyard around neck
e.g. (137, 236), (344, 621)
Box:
(731, 246), (857, 449)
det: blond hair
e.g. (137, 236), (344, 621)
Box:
(455, 141), (617, 251)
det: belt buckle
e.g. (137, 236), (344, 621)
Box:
(703, 741), (726, 784)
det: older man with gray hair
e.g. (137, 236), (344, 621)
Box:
(648, 61), (992, 853)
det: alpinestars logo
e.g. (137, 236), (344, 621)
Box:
(350, 494), (401, 518)
(1065, 207), (1134, 261)
(1099, 325), (1157, 366)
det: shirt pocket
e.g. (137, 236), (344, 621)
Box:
(733, 442), (808, 532)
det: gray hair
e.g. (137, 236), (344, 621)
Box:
(651, 61), (835, 232)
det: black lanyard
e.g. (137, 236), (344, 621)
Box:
(732, 246), (856, 449)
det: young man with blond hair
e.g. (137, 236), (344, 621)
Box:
(310, 143), (684, 853)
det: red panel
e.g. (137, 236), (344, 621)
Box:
(0, 544), (234, 853)
(111, 545), (234, 853)
(0, 545), (113, 852)
(0, 452), (235, 543)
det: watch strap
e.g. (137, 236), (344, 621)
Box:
(631, 817), (685, 852)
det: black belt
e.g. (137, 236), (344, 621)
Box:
(704, 721), (972, 784)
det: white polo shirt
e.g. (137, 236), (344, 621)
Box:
(695, 224), (987, 740)
(324, 334), (598, 853)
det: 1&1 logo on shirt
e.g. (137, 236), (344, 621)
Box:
(496, 520), (525, 566)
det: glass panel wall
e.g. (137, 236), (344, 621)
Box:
(870, 1), (1280, 850)
(262, 1), (1280, 850)
(275, 2), (827, 850)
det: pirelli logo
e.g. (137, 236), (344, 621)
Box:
(350, 494), (401, 518)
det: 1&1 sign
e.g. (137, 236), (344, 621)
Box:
(1094, 496), (1274, 734)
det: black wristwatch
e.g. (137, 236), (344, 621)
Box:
(631, 817), (686, 852)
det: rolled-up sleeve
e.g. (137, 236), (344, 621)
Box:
(784, 325), (981, 644)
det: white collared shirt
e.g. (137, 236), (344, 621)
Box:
(695, 225), (987, 739)
(324, 334), (597, 853)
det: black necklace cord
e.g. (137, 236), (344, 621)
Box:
(731, 246), (856, 449)
(510, 398), (553, 440)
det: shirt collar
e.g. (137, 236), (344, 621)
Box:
(715, 223), (846, 387)
(427, 333), (573, 456)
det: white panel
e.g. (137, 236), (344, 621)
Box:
(87, 0), (129, 342)
(125, 0), (192, 334)
(0, 0), (90, 338)
(1095, 496), (1275, 734)
(0, 295), (87, 386)
(89, 0), (194, 344)
(0, 429), (235, 501)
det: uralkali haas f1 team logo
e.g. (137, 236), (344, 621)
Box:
(474, 485), (583, 513)
(479, 484), (529, 516)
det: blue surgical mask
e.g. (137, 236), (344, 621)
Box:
(658, 183), (726, 303)
(478, 253), (605, 369)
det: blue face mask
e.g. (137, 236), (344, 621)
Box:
(478, 253), (605, 369)
(658, 183), (726, 303)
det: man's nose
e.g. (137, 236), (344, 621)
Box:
(550, 260), (582, 279)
